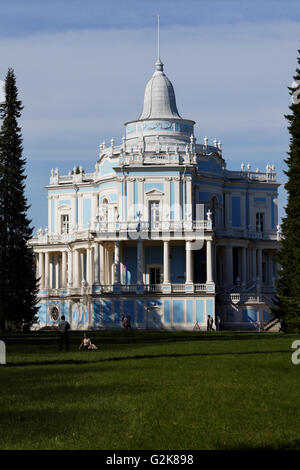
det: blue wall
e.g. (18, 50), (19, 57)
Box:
(137, 300), (144, 323)
(145, 245), (163, 274)
(186, 300), (193, 323)
(103, 299), (113, 323)
(123, 246), (137, 284)
(173, 300), (184, 323)
(170, 245), (185, 283)
(242, 309), (257, 322)
(196, 300), (205, 323)
(164, 300), (171, 323)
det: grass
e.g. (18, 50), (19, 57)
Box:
(0, 329), (299, 450)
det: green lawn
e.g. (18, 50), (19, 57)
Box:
(0, 330), (299, 450)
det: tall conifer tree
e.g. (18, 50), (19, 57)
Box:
(0, 68), (38, 332)
(272, 50), (300, 332)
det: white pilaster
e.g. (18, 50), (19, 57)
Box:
(114, 241), (121, 284)
(174, 178), (180, 221)
(186, 177), (192, 221)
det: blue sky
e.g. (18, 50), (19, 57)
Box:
(0, 0), (299, 231)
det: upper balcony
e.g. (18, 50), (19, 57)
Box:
(30, 218), (213, 246)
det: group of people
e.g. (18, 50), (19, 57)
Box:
(58, 315), (98, 351)
(207, 314), (221, 331)
(58, 311), (222, 350)
(58, 312), (133, 351)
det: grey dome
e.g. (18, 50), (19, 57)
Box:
(139, 59), (181, 120)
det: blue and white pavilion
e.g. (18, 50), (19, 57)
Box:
(30, 52), (281, 330)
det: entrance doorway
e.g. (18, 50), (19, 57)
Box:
(149, 266), (162, 284)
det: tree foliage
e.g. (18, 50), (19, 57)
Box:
(0, 68), (39, 332)
(272, 50), (300, 332)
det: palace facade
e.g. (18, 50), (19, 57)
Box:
(30, 54), (281, 331)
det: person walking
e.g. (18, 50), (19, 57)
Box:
(207, 315), (214, 331)
(216, 314), (221, 331)
(59, 315), (70, 351)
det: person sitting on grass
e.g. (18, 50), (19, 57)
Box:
(79, 333), (98, 350)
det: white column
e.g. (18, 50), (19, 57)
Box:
(241, 246), (247, 289)
(44, 252), (49, 288)
(87, 246), (92, 285)
(257, 248), (263, 284)
(94, 242), (99, 284)
(163, 241), (170, 284)
(62, 250), (67, 287)
(38, 252), (44, 288)
(49, 255), (54, 288)
(67, 249), (73, 287)
(105, 247), (109, 284)
(99, 243), (104, 284)
(74, 249), (80, 287)
(55, 254), (60, 288)
(137, 240), (143, 285)
(252, 247), (257, 282)
(35, 253), (39, 280)
(80, 251), (85, 284)
(206, 239), (213, 283)
(114, 241), (121, 284)
(185, 241), (193, 284)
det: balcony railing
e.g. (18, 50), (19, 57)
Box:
(42, 283), (212, 295)
(97, 219), (212, 233)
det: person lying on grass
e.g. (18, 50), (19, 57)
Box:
(79, 333), (98, 350)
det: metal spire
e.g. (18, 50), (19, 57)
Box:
(155, 15), (163, 72)
(157, 15), (160, 61)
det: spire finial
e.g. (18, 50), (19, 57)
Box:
(155, 15), (164, 72)
(157, 15), (160, 61)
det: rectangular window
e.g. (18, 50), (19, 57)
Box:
(256, 212), (264, 232)
(149, 201), (160, 228)
(61, 214), (69, 234)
